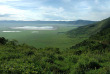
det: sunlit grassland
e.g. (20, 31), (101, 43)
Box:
(0, 24), (86, 49)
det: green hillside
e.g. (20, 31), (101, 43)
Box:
(70, 25), (110, 52)
(0, 18), (110, 74)
(67, 17), (110, 37)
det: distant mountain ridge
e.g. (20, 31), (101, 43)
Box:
(0, 20), (96, 25)
(67, 17), (110, 37)
(72, 20), (96, 25)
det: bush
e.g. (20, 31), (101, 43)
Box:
(0, 37), (8, 45)
(71, 57), (101, 74)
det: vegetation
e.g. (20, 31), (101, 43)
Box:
(0, 20), (95, 49)
(0, 18), (110, 73)
(67, 17), (110, 37)
(0, 24), (79, 49)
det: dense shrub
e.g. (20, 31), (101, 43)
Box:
(0, 37), (8, 45)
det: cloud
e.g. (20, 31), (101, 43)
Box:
(0, 14), (10, 17)
(36, 6), (66, 20)
(0, 5), (29, 20)
(75, 1), (91, 10)
(0, 5), (46, 21)
(38, 6), (64, 13)
(0, 0), (21, 3)
(62, 0), (72, 2)
(0, 4), (66, 21)
(94, 0), (99, 4)
(0, 0), (110, 21)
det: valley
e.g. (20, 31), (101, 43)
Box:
(0, 18), (110, 74)
(0, 21), (90, 49)
(0, 0), (110, 73)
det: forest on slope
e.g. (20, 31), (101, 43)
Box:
(0, 17), (110, 74)
(67, 17), (110, 37)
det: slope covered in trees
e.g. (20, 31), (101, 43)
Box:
(67, 17), (110, 37)
(70, 25), (110, 53)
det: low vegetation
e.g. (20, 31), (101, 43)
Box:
(0, 28), (109, 73)
(0, 18), (110, 74)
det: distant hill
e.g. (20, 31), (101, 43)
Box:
(0, 20), (96, 25)
(67, 17), (110, 37)
(72, 20), (96, 25)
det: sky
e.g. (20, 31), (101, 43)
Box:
(0, 0), (110, 21)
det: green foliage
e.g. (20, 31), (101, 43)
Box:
(0, 31), (110, 73)
(0, 37), (8, 45)
(0, 18), (110, 73)
(67, 17), (110, 37)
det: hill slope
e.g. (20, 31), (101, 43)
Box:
(67, 17), (110, 37)
(0, 18), (109, 74)
(70, 26), (110, 51)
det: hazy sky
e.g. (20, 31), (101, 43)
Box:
(0, 0), (110, 21)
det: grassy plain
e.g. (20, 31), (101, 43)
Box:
(0, 24), (86, 49)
